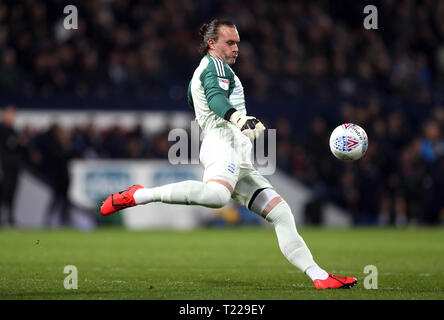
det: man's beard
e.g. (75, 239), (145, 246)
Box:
(227, 56), (237, 65)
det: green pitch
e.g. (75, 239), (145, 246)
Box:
(0, 227), (443, 300)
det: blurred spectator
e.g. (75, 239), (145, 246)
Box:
(420, 120), (444, 163)
(0, 106), (26, 226)
(39, 124), (73, 227)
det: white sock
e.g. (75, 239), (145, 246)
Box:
(134, 180), (231, 208)
(305, 265), (329, 281)
(265, 201), (318, 274)
(133, 188), (153, 204)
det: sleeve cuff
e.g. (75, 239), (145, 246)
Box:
(224, 108), (237, 121)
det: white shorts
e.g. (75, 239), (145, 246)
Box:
(200, 126), (273, 208)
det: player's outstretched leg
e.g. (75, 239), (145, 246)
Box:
(249, 188), (357, 289)
(100, 180), (232, 215)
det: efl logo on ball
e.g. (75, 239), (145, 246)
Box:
(329, 123), (368, 161)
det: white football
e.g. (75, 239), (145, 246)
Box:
(329, 123), (368, 161)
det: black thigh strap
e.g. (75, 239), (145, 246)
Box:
(247, 187), (268, 210)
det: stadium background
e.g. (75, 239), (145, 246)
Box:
(1, 0), (444, 229)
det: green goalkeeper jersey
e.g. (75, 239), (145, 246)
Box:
(187, 55), (247, 133)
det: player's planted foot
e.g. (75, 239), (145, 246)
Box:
(313, 273), (357, 289)
(100, 185), (144, 215)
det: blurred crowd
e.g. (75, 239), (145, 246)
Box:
(0, 0), (444, 103)
(275, 100), (444, 226)
(0, 105), (176, 226)
(2, 101), (444, 227)
(2, 0), (444, 227)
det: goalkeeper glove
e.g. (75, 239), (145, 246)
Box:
(229, 110), (266, 140)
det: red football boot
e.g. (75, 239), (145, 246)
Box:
(100, 185), (144, 216)
(313, 273), (357, 289)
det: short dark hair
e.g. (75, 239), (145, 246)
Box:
(199, 19), (236, 56)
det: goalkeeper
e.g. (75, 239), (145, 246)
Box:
(101, 19), (357, 289)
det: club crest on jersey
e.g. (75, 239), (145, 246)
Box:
(217, 77), (229, 90)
